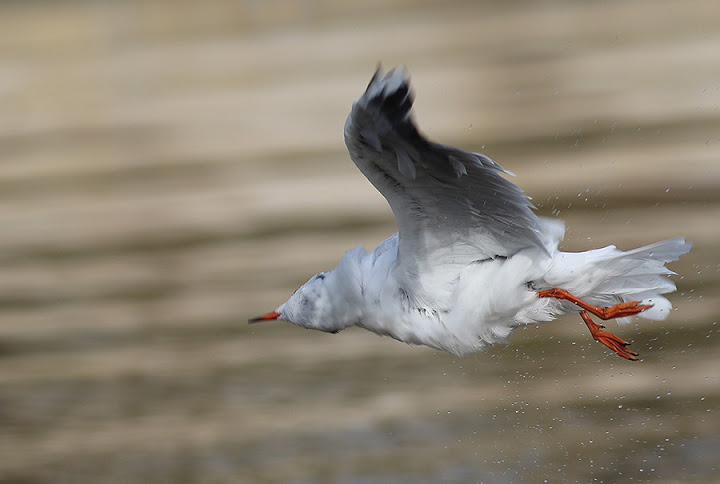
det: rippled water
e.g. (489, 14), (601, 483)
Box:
(0, 1), (719, 482)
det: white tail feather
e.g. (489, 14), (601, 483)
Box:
(545, 237), (691, 323)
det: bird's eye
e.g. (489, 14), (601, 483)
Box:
(315, 273), (326, 280)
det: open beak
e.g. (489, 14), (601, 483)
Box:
(248, 311), (281, 324)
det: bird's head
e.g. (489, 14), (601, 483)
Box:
(249, 272), (350, 333)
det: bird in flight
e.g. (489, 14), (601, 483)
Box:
(250, 66), (690, 360)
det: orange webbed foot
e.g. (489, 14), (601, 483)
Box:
(537, 288), (652, 320)
(537, 288), (647, 360)
(580, 310), (639, 361)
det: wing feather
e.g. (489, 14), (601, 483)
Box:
(344, 67), (551, 292)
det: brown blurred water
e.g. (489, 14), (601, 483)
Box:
(0, 1), (719, 482)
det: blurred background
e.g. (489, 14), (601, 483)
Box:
(0, 0), (718, 482)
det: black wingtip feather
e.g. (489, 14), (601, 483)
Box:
(361, 68), (425, 148)
(382, 82), (413, 123)
(367, 64), (384, 90)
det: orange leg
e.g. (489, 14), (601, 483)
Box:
(537, 288), (648, 360)
(580, 310), (639, 360)
(536, 288), (652, 320)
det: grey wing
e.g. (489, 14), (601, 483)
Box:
(343, 67), (549, 280)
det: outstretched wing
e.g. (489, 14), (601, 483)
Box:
(344, 67), (549, 287)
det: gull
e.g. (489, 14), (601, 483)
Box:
(250, 66), (691, 360)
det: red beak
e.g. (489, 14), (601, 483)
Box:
(248, 311), (281, 323)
